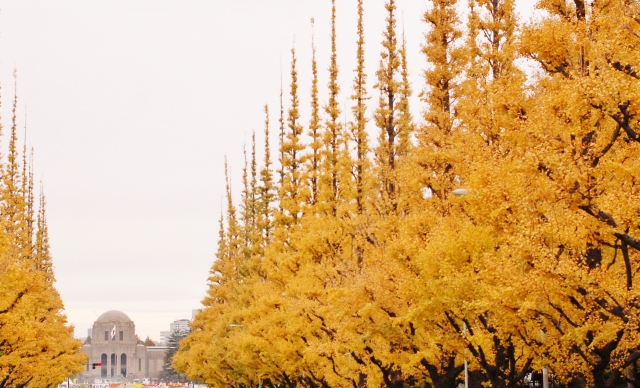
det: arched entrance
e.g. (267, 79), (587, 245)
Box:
(110, 353), (116, 377)
(100, 353), (107, 378)
(120, 353), (127, 377)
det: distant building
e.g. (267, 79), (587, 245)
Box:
(76, 310), (166, 382)
(158, 318), (191, 345)
(159, 330), (172, 344)
(170, 319), (190, 333)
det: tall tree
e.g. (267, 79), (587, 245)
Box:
(0, 262), (86, 387)
(174, 1), (640, 387)
(319, 0), (349, 216)
(307, 18), (322, 208)
(223, 159), (245, 279)
(517, 1), (640, 385)
(392, 3), (471, 387)
(1, 75), (27, 259)
(350, 0), (371, 214)
(174, 163), (247, 386)
(457, 0), (524, 146)
(250, 132), (258, 227)
(241, 145), (252, 254)
(1, 189), (86, 387)
(276, 47), (307, 228)
(162, 329), (189, 382)
(258, 105), (275, 247)
(33, 189), (52, 277)
(417, 0), (465, 204)
(374, 0), (401, 204)
(278, 81), (286, 193)
(21, 127), (34, 261)
(395, 31), (414, 160)
(438, 2), (535, 387)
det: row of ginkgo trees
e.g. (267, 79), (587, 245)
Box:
(0, 75), (86, 388)
(175, 0), (640, 387)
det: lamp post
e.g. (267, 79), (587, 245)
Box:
(463, 323), (468, 388)
(541, 330), (548, 388)
(452, 188), (470, 388)
(453, 187), (549, 388)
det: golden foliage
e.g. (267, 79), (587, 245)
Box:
(176, 1), (640, 387)
(0, 78), (86, 387)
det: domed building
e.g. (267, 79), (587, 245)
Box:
(78, 310), (166, 382)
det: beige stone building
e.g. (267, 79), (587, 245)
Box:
(77, 310), (166, 382)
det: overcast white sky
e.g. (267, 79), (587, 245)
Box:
(0, 0), (535, 340)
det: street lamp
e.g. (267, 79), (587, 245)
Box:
(463, 323), (468, 388)
(454, 187), (548, 388)
(541, 330), (548, 388)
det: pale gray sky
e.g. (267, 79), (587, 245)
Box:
(0, 0), (535, 340)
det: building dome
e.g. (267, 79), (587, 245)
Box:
(96, 310), (132, 323)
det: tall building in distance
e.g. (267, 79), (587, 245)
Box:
(158, 318), (192, 345)
(170, 319), (190, 333)
(159, 330), (172, 344)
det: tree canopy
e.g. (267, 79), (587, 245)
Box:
(0, 74), (86, 387)
(160, 330), (189, 383)
(174, 1), (640, 387)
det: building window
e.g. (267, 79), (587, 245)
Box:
(138, 358), (141, 371)
(104, 330), (108, 341)
(119, 330), (123, 341)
